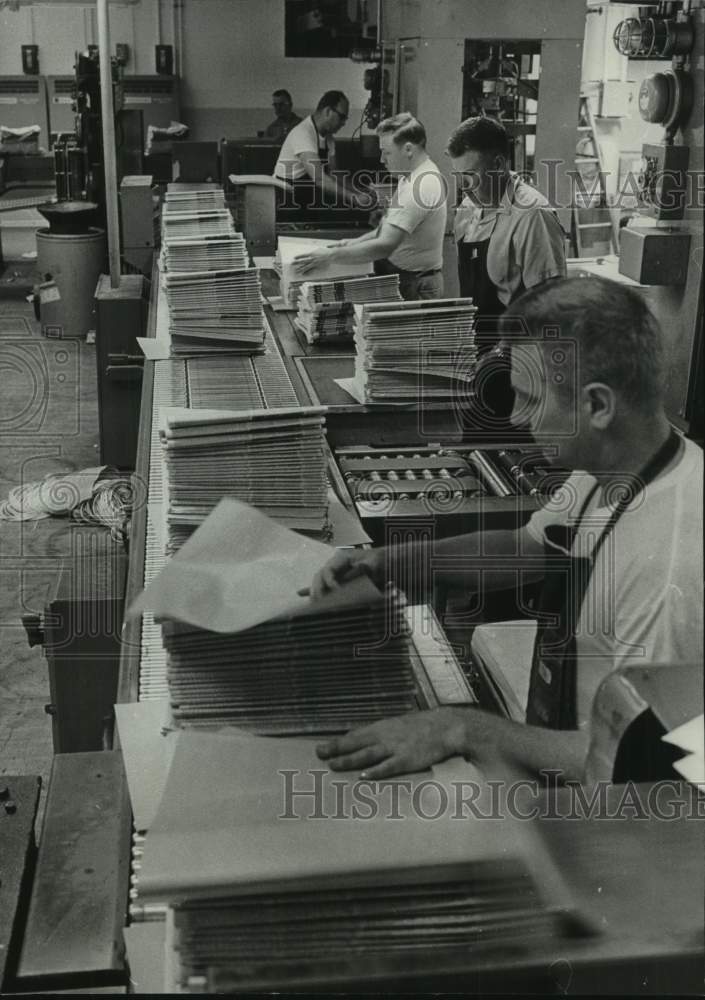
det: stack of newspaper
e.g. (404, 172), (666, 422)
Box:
(294, 273), (402, 343)
(346, 298), (478, 404)
(159, 406), (329, 542)
(276, 236), (371, 309)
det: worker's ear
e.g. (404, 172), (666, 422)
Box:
(581, 382), (617, 430)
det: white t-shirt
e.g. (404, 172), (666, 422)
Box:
(273, 116), (334, 182)
(526, 437), (704, 728)
(384, 158), (447, 273)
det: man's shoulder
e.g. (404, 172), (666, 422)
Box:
(510, 177), (553, 212)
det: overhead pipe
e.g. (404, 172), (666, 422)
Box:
(96, 0), (121, 287)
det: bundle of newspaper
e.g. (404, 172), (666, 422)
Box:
(347, 297), (478, 404)
(275, 236), (370, 309)
(160, 406), (329, 543)
(162, 235), (249, 273)
(294, 273), (401, 344)
(162, 208), (235, 241)
(162, 266), (265, 355)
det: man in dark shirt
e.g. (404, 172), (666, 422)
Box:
(263, 90), (302, 143)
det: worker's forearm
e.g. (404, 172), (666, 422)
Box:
(382, 531), (544, 602)
(345, 228), (380, 246)
(445, 707), (589, 782)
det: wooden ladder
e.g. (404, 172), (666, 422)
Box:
(572, 92), (619, 257)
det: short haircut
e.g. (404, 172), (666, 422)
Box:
(317, 90), (348, 112)
(272, 89), (293, 103)
(377, 111), (427, 148)
(502, 276), (666, 409)
(447, 116), (510, 160)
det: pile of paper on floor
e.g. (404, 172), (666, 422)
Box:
(135, 730), (573, 992)
(276, 236), (371, 309)
(346, 297), (478, 404)
(130, 499), (416, 734)
(160, 407), (329, 541)
(294, 273), (402, 343)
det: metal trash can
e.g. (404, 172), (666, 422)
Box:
(36, 226), (106, 339)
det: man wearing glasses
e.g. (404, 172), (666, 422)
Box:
(274, 90), (365, 209)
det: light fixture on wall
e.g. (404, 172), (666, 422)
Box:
(613, 11), (694, 59)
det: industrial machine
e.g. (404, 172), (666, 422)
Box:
(121, 74), (180, 152)
(332, 444), (559, 545)
(0, 75), (50, 149)
(21, 537), (127, 754)
(462, 39), (541, 175)
(51, 51), (123, 209)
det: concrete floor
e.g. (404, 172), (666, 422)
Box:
(0, 300), (101, 825)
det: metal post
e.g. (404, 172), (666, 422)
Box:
(96, 0), (121, 287)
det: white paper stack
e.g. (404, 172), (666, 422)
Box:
(163, 188), (226, 214)
(160, 406), (329, 539)
(276, 236), (371, 309)
(294, 273), (402, 344)
(162, 267), (265, 356)
(348, 297), (478, 404)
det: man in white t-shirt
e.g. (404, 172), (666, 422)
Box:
(293, 112), (447, 300)
(306, 276), (703, 780)
(273, 89), (365, 210)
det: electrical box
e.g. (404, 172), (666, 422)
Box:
(601, 79), (636, 118)
(119, 174), (157, 274)
(45, 75), (76, 138)
(94, 273), (145, 469)
(638, 142), (689, 221)
(618, 226), (691, 285)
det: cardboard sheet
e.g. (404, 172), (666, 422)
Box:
(139, 730), (490, 902)
(115, 699), (178, 831)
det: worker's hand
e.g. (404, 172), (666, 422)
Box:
(316, 708), (466, 779)
(293, 247), (336, 273)
(300, 546), (387, 601)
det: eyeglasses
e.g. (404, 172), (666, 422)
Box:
(332, 107), (349, 123)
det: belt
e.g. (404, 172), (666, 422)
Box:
(393, 266), (442, 279)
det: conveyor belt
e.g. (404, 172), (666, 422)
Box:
(185, 321), (299, 410)
(128, 261), (475, 925)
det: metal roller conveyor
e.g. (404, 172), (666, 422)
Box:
(467, 450), (514, 497)
(495, 450), (542, 496)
